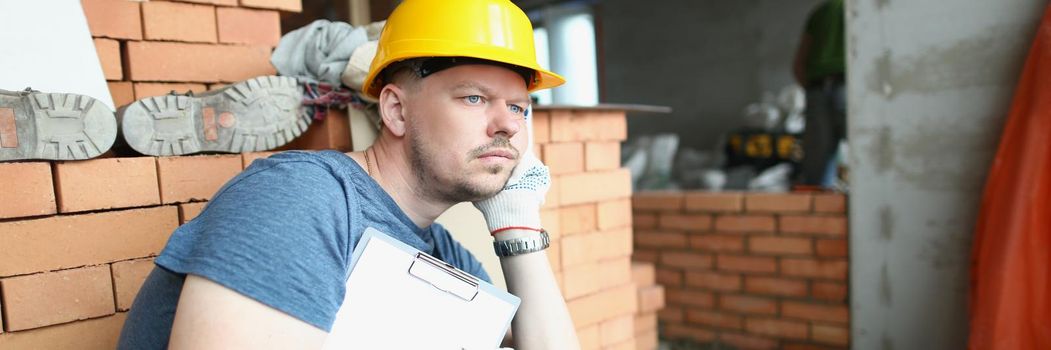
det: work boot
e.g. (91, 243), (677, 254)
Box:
(0, 88), (117, 161)
(118, 75), (308, 156)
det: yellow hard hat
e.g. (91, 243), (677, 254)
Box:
(361, 0), (565, 98)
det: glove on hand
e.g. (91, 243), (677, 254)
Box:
(473, 106), (550, 235)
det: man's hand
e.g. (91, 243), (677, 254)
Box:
(473, 107), (550, 237)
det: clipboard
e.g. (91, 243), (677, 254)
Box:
(321, 227), (520, 349)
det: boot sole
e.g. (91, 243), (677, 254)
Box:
(0, 92), (117, 161)
(120, 76), (307, 156)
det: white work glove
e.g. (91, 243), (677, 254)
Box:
(473, 106), (550, 236)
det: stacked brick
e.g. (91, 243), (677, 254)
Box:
(632, 262), (665, 350)
(533, 108), (652, 349)
(632, 192), (849, 349)
(0, 153), (269, 347)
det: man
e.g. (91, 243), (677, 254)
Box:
(793, 0), (846, 188)
(117, 0), (579, 348)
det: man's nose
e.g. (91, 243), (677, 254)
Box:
(488, 104), (521, 138)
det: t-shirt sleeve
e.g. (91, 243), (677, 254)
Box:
(155, 160), (352, 332)
(428, 225), (492, 284)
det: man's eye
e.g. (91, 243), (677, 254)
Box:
(464, 95), (483, 105)
(509, 104), (524, 114)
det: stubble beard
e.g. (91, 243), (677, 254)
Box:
(408, 125), (517, 203)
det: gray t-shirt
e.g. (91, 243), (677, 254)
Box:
(118, 150), (490, 349)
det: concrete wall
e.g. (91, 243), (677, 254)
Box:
(599, 0), (822, 151)
(847, 0), (1044, 348)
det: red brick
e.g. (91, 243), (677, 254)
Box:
(126, 41), (274, 82)
(659, 213), (712, 231)
(0, 206), (179, 277)
(242, 151), (278, 169)
(157, 154), (243, 204)
(561, 228), (632, 267)
(280, 107), (352, 151)
(663, 324), (715, 343)
(560, 203), (596, 235)
(82, 0), (142, 40)
(546, 174), (563, 207)
(637, 330), (658, 350)
(782, 302), (849, 323)
(240, 0), (303, 12)
(605, 338), (636, 350)
(112, 258), (155, 311)
(108, 81), (135, 107)
(812, 323), (850, 346)
(690, 234), (745, 252)
(179, 202), (208, 224)
(749, 236), (813, 255)
(632, 249), (658, 264)
(660, 252), (713, 270)
(635, 312), (658, 334)
(745, 276), (808, 297)
(532, 111), (550, 144)
(558, 169), (631, 206)
(633, 213), (657, 229)
(584, 141), (620, 171)
(745, 193), (813, 213)
(812, 281), (848, 301)
(93, 38), (122, 80)
(549, 110), (627, 142)
(216, 7), (281, 46)
(637, 285), (665, 313)
(597, 198), (632, 230)
(720, 332), (778, 350)
(664, 288), (714, 308)
(715, 215), (776, 233)
(133, 82), (208, 100)
(684, 271), (741, 291)
(562, 258), (631, 299)
(54, 157), (160, 213)
(1, 266), (115, 331)
(577, 324), (600, 350)
(0, 162), (56, 219)
(599, 315), (635, 347)
(631, 262), (655, 286)
(780, 215), (847, 236)
(543, 142), (584, 175)
(685, 192), (744, 212)
(718, 295), (777, 315)
(548, 240), (562, 273)
(177, 0), (238, 6)
(781, 258), (848, 280)
(567, 284), (637, 327)
(717, 255), (777, 274)
(685, 309), (742, 329)
(634, 231), (687, 248)
(656, 268), (683, 286)
(816, 239), (848, 257)
(142, 1), (218, 43)
(745, 317), (808, 340)
(813, 193), (847, 213)
(0, 313), (126, 349)
(657, 308), (683, 323)
(633, 192), (684, 211)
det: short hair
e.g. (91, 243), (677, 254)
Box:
(378, 57), (534, 93)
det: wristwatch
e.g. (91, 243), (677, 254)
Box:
(493, 230), (550, 257)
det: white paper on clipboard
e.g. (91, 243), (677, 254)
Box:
(322, 227), (520, 349)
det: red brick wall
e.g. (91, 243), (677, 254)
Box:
(632, 192), (849, 349)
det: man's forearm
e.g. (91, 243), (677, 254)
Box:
(498, 230), (580, 350)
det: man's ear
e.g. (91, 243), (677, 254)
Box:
(378, 85), (408, 137)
